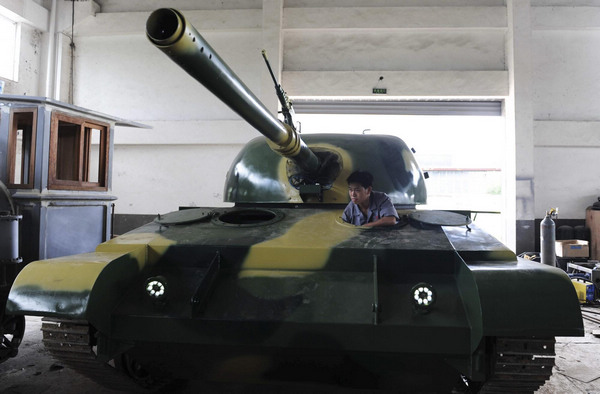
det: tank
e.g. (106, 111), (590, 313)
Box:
(5, 8), (582, 393)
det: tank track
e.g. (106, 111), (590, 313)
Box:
(478, 337), (556, 393)
(40, 318), (151, 392)
(41, 319), (555, 393)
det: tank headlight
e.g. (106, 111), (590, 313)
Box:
(145, 276), (168, 302)
(411, 282), (436, 313)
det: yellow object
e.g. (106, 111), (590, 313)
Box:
(97, 232), (177, 268)
(10, 252), (128, 292)
(12, 232), (176, 294)
(242, 211), (358, 271)
(571, 279), (594, 303)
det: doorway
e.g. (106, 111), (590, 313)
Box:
(293, 101), (506, 242)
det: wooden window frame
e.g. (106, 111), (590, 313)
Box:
(7, 108), (37, 189)
(49, 112), (109, 191)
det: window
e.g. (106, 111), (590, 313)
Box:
(49, 112), (109, 191)
(8, 108), (37, 188)
(0, 13), (20, 81)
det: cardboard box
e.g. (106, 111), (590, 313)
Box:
(556, 239), (589, 258)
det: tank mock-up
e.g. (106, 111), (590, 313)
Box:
(6, 8), (582, 393)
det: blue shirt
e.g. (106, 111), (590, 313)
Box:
(342, 191), (399, 226)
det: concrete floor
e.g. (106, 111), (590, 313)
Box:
(0, 314), (599, 394)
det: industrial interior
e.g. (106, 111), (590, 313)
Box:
(0, 0), (599, 393)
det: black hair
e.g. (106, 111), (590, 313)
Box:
(346, 170), (373, 188)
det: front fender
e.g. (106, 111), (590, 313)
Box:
(470, 258), (583, 337)
(7, 232), (174, 334)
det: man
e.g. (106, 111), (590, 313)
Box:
(342, 170), (399, 227)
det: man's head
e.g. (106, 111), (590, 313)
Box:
(347, 170), (373, 207)
(346, 170), (373, 188)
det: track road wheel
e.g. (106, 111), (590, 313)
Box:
(114, 351), (188, 392)
(479, 337), (556, 393)
(115, 352), (165, 390)
(42, 318), (177, 392)
(0, 313), (25, 363)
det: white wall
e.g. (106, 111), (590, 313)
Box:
(4, 0), (600, 249)
(111, 145), (240, 214)
(531, 7), (600, 218)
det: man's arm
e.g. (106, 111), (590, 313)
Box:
(363, 215), (397, 227)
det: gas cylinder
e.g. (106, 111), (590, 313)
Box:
(0, 213), (21, 263)
(540, 208), (557, 266)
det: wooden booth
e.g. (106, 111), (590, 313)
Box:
(0, 95), (147, 264)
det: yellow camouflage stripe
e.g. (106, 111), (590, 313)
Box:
(277, 143), (355, 203)
(10, 252), (129, 292)
(11, 233), (175, 293)
(241, 211), (361, 272)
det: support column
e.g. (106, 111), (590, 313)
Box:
(507, 0), (535, 253)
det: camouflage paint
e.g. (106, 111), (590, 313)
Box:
(7, 232), (175, 322)
(242, 211), (359, 270)
(225, 134), (427, 205)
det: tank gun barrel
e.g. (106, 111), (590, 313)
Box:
(146, 8), (320, 174)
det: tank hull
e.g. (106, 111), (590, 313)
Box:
(7, 205), (582, 391)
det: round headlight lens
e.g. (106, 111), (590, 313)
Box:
(411, 282), (436, 312)
(145, 276), (168, 302)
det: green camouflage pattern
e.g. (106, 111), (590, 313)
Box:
(224, 134), (427, 205)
